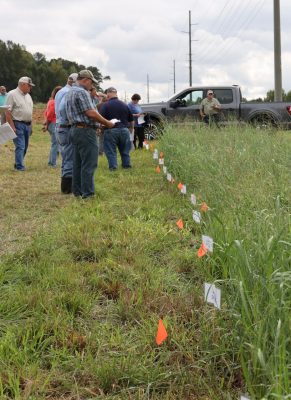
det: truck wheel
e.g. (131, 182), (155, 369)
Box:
(250, 115), (277, 129)
(144, 120), (163, 140)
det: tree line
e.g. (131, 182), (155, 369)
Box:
(0, 40), (110, 103)
(245, 89), (291, 103)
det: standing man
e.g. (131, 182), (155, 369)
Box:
(128, 93), (145, 149)
(100, 87), (134, 171)
(65, 70), (114, 199)
(0, 86), (7, 106)
(55, 73), (78, 194)
(0, 86), (8, 125)
(200, 90), (221, 126)
(5, 77), (35, 171)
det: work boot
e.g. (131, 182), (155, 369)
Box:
(61, 177), (72, 194)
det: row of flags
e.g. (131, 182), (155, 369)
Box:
(145, 142), (249, 400)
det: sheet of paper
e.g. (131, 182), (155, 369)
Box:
(0, 122), (17, 144)
(181, 184), (186, 194)
(202, 235), (213, 252)
(110, 118), (120, 124)
(192, 210), (201, 224)
(138, 114), (145, 124)
(190, 193), (196, 205)
(159, 158), (164, 165)
(204, 283), (221, 309)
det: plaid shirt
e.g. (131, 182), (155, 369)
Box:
(65, 84), (97, 127)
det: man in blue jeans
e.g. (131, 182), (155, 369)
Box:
(55, 73), (78, 193)
(5, 77), (35, 171)
(100, 87), (134, 170)
(65, 70), (114, 199)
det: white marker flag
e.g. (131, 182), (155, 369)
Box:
(163, 166), (167, 174)
(181, 184), (187, 194)
(190, 194), (197, 205)
(202, 235), (213, 253)
(240, 397), (250, 400)
(167, 173), (172, 182)
(145, 144), (149, 150)
(159, 158), (164, 165)
(204, 283), (221, 309)
(192, 210), (201, 224)
(153, 152), (158, 160)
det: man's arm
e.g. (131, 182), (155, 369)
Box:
(85, 109), (114, 128)
(5, 109), (16, 132)
(199, 102), (205, 118)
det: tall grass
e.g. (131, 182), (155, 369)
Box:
(158, 124), (291, 399)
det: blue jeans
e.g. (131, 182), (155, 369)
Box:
(13, 121), (31, 170)
(56, 125), (73, 177)
(70, 127), (98, 198)
(104, 127), (131, 170)
(47, 122), (59, 166)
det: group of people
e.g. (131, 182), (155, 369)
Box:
(1, 72), (147, 199)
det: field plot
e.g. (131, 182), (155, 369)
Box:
(0, 121), (290, 399)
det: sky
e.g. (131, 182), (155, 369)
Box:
(1, 0), (291, 102)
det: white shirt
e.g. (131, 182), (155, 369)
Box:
(6, 87), (33, 122)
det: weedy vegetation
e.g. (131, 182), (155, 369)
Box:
(0, 116), (290, 399)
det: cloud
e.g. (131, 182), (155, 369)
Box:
(1, 0), (291, 101)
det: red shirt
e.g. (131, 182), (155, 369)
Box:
(45, 99), (56, 123)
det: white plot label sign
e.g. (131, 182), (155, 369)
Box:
(204, 283), (221, 309)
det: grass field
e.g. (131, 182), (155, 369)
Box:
(0, 119), (290, 399)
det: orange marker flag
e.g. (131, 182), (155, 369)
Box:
(159, 151), (164, 158)
(197, 242), (208, 258)
(156, 319), (168, 345)
(155, 166), (161, 173)
(200, 202), (209, 212)
(176, 218), (183, 230)
(177, 182), (183, 190)
(150, 144), (154, 152)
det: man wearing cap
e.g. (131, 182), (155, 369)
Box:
(65, 70), (114, 199)
(200, 90), (221, 126)
(0, 86), (7, 107)
(99, 87), (134, 171)
(5, 77), (35, 171)
(54, 72), (78, 193)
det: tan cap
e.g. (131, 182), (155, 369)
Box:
(18, 76), (35, 86)
(78, 70), (98, 84)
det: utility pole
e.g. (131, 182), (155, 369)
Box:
(274, 0), (282, 101)
(182, 11), (198, 87)
(146, 74), (150, 103)
(173, 59), (176, 94)
(188, 10), (192, 87)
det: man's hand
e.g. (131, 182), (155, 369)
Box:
(107, 121), (115, 129)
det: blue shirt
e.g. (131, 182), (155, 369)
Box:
(65, 84), (97, 127)
(100, 97), (133, 128)
(128, 101), (142, 127)
(55, 84), (71, 124)
(0, 94), (7, 107)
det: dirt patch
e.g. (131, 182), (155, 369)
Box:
(33, 104), (46, 124)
